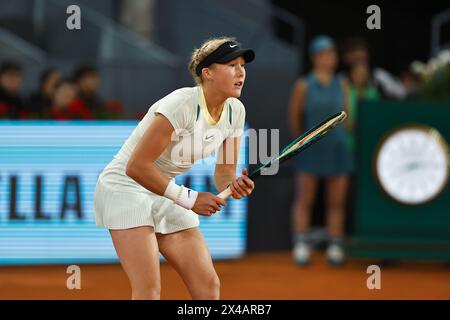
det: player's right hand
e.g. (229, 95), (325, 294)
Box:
(192, 192), (227, 216)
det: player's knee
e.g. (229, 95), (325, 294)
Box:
(211, 274), (221, 292)
(206, 274), (221, 299)
(131, 282), (161, 300)
(195, 273), (220, 299)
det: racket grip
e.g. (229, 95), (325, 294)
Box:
(217, 186), (233, 200)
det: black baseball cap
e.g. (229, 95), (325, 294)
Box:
(195, 41), (255, 76)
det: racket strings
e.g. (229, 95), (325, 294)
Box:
(279, 115), (344, 160)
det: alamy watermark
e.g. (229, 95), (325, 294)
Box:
(366, 5), (381, 30)
(168, 128), (280, 176)
(66, 265), (81, 290)
(66, 5), (81, 30)
(366, 265), (381, 290)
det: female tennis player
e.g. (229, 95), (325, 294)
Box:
(94, 37), (255, 300)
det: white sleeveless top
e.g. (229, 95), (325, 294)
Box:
(99, 86), (246, 194)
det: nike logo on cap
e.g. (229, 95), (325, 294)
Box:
(230, 44), (237, 48)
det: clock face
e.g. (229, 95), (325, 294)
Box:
(375, 126), (449, 205)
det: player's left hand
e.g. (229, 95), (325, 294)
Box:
(230, 168), (255, 199)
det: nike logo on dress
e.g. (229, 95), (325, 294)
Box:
(205, 135), (214, 140)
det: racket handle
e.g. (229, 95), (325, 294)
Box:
(217, 186), (233, 200)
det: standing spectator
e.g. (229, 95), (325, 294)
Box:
(28, 69), (61, 118)
(341, 37), (406, 99)
(0, 62), (26, 119)
(346, 62), (380, 151)
(50, 79), (94, 120)
(399, 69), (421, 99)
(289, 36), (353, 266)
(341, 37), (370, 74)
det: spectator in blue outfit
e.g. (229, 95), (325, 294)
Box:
(288, 35), (353, 266)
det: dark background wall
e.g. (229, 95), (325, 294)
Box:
(272, 0), (450, 75)
(246, 0), (450, 252)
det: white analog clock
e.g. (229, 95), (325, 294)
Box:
(374, 125), (449, 205)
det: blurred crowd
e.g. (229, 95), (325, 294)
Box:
(340, 36), (421, 107)
(0, 63), (124, 120)
(0, 36), (421, 122)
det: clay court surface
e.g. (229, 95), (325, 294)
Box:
(0, 252), (449, 300)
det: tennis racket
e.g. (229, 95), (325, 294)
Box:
(217, 110), (347, 199)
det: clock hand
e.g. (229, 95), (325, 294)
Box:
(394, 162), (425, 179)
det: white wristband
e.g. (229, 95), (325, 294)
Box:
(163, 180), (198, 210)
(163, 180), (182, 201)
(176, 185), (198, 210)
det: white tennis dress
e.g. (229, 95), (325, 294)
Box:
(94, 86), (245, 232)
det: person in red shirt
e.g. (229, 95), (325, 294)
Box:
(72, 65), (103, 115)
(50, 79), (94, 120)
(71, 64), (125, 119)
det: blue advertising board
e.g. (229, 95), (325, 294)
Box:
(0, 121), (248, 265)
